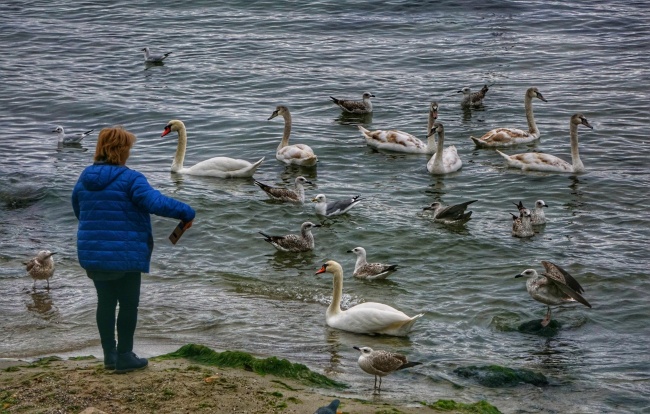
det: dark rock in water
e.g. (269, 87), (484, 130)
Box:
(427, 399), (502, 413)
(454, 365), (549, 387)
(518, 319), (561, 337)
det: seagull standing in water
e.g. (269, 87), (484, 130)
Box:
(330, 92), (375, 114)
(142, 47), (172, 63)
(52, 126), (94, 145)
(312, 194), (362, 217)
(24, 250), (56, 289)
(353, 346), (422, 393)
(515, 260), (592, 327)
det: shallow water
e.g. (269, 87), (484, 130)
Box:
(1, 1), (650, 412)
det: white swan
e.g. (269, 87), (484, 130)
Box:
(315, 260), (423, 336)
(496, 113), (592, 173)
(268, 106), (318, 167)
(426, 122), (462, 174)
(161, 120), (264, 178)
(470, 87), (547, 147)
(358, 102), (439, 154)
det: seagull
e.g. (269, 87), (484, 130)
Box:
(422, 200), (477, 225)
(458, 85), (489, 107)
(24, 250), (56, 289)
(347, 247), (398, 280)
(353, 346), (422, 393)
(511, 208), (534, 238)
(515, 260), (592, 327)
(142, 47), (171, 63)
(259, 222), (321, 252)
(330, 92), (375, 114)
(531, 200), (548, 225)
(311, 194), (362, 217)
(253, 176), (312, 203)
(313, 399), (341, 414)
(52, 126), (94, 145)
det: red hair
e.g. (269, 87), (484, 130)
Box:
(94, 126), (136, 165)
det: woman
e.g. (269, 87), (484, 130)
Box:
(72, 126), (195, 373)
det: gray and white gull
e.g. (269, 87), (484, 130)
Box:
(52, 126), (94, 145)
(312, 194), (362, 217)
(353, 346), (422, 393)
(254, 176), (312, 203)
(24, 250), (56, 289)
(347, 247), (398, 280)
(330, 92), (375, 114)
(422, 200), (477, 225)
(259, 221), (321, 252)
(142, 47), (171, 63)
(458, 85), (489, 107)
(515, 200), (548, 226)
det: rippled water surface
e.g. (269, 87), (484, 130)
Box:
(1, 1), (649, 412)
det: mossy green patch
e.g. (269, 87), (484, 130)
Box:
(427, 399), (501, 413)
(68, 355), (96, 361)
(4, 366), (20, 373)
(454, 365), (548, 387)
(28, 356), (62, 367)
(157, 344), (347, 389)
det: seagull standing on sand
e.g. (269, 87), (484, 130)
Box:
(353, 346), (422, 393)
(52, 126), (94, 145)
(422, 200), (477, 225)
(24, 250), (56, 289)
(313, 399), (341, 414)
(515, 261), (592, 327)
(312, 194), (362, 217)
(347, 247), (398, 280)
(142, 47), (171, 63)
(330, 92), (375, 114)
(254, 176), (312, 203)
(259, 222), (321, 252)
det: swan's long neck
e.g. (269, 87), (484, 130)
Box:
(426, 111), (437, 151)
(327, 269), (343, 317)
(524, 94), (539, 137)
(569, 121), (584, 172)
(278, 112), (292, 151)
(172, 127), (187, 172)
(432, 129), (445, 166)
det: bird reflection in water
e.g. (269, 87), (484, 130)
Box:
(26, 290), (59, 320)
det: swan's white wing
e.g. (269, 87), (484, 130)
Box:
(329, 303), (415, 334)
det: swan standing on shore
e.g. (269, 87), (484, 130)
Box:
(358, 102), (439, 154)
(254, 176), (312, 203)
(470, 87), (547, 147)
(330, 92), (375, 114)
(161, 120), (264, 178)
(496, 113), (593, 173)
(426, 122), (462, 174)
(347, 247), (398, 280)
(458, 85), (489, 107)
(259, 222), (321, 253)
(515, 261), (592, 327)
(268, 106), (318, 167)
(315, 261), (423, 336)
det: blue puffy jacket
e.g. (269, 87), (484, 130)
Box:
(71, 162), (195, 273)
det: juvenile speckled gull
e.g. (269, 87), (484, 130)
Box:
(458, 85), (489, 107)
(313, 399), (340, 414)
(268, 105), (318, 166)
(422, 199), (477, 225)
(254, 176), (312, 203)
(515, 260), (592, 327)
(315, 260), (423, 336)
(511, 208), (534, 238)
(24, 250), (56, 289)
(259, 221), (321, 253)
(347, 247), (398, 280)
(330, 91), (375, 114)
(52, 126), (94, 145)
(353, 346), (422, 393)
(142, 47), (171, 63)
(470, 87), (547, 147)
(311, 194), (362, 217)
(496, 114), (592, 173)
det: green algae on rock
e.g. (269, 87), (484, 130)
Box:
(454, 365), (548, 387)
(156, 344), (348, 389)
(427, 399), (502, 413)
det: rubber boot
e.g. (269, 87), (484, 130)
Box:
(115, 351), (148, 374)
(103, 348), (118, 370)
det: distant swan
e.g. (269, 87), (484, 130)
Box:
(315, 260), (423, 336)
(161, 120), (264, 178)
(426, 122), (462, 174)
(496, 113), (592, 173)
(268, 106), (318, 167)
(470, 87), (547, 147)
(358, 102), (439, 154)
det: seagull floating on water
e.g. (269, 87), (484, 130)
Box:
(458, 85), (489, 107)
(259, 222), (321, 252)
(24, 250), (56, 289)
(254, 176), (312, 203)
(515, 260), (592, 327)
(511, 208), (534, 238)
(515, 200), (548, 226)
(347, 247), (398, 280)
(313, 399), (341, 414)
(423, 200), (477, 225)
(353, 346), (422, 393)
(142, 47), (171, 63)
(312, 194), (362, 217)
(52, 126), (94, 145)
(330, 92), (375, 114)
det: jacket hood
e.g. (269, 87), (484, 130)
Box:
(81, 163), (129, 191)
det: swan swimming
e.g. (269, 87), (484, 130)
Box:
(161, 120), (264, 178)
(268, 105), (318, 167)
(496, 113), (592, 173)
(470, 87), (547, 147)
(426, 122), (463, 174)
(315, 260), (423, 336)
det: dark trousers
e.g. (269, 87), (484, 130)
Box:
(92, 273), (141, 354)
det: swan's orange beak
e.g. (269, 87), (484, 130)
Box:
(161, 125), (172, 137)
(315, 264), (328, 275)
